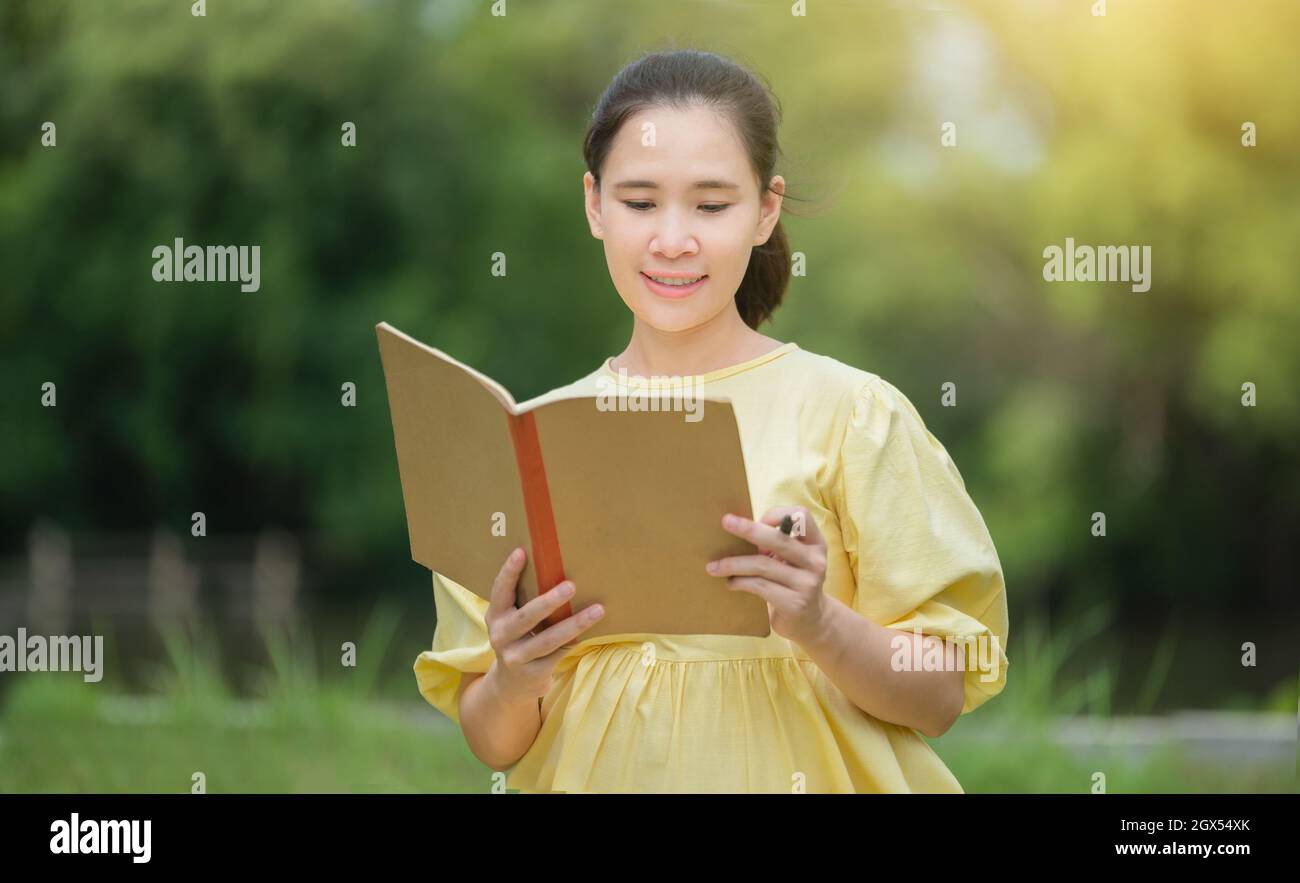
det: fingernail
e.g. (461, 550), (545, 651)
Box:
(512, 547), (524, 563)
(590, 605), (604, 617)
(559, 582), (574, 597)
(705, 560), (718, 573)
(722, 515), (737, 528)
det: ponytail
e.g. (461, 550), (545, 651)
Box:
(736, 215), (790, 329)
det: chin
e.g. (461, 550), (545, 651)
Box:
(621, 283), (732, 335)
(631, 303), (716, 334)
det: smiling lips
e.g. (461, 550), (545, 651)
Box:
(641, 271), (708, 299)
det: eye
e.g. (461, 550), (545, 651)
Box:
(622, 201), (731, 214)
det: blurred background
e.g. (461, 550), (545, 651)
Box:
(0, 0), (1296, 792)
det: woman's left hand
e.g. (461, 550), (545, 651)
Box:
(706, 506), (830, 645)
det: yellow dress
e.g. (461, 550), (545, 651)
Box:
(414, 342), (1010, 793)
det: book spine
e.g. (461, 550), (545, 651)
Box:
(506, 411), (572, 626)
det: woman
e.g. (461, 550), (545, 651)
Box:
(415, 48), (1009, 793)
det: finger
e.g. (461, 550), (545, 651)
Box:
(754, 504), (821, 559)
(517, 602), (606, 668)
(503, 580), (576, 645)
(517, 603), (603, 671)
(528, 638), (583, 677)
(706, 553), (803, 590)
(721, 512), (819, 570)
(758, 506), (825, 546)
(725, 575), (788, 606)
(488, 546), (528, 618)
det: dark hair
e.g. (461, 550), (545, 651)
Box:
(583, 49), (798, 330)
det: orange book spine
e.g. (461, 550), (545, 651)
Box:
(506, 411), (571, 626)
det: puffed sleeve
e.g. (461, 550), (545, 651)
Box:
(831, 375), (1009, 715)
(413, 571), (497, 726)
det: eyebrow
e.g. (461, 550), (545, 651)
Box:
(612, 179), (741, 191)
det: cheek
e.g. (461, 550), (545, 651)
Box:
(708, 209), (759, 254)
(604, 225), (646, 268)
(696, 230), (752, 285)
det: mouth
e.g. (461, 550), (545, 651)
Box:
(640, 271), (708, 299)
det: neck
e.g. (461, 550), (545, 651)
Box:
(612, 303), (781, 377)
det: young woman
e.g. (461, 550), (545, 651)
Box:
(415, 48), (1009, 793)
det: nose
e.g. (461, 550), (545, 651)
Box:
(650, 207), (699, 259)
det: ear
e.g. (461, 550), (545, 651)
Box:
(753, 175), (785, 246)
(584, 171), (605, 240)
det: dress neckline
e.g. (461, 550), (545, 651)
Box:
(600, 341), (799, 384)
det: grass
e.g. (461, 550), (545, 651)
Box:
(0, 607), (493, 793)
(0, 602), (1294, 793)
(934, 601), (1297, 792)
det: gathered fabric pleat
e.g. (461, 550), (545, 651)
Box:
(506, 641), (964, 794)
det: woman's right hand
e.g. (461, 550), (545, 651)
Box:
(484, 546), (605, 703)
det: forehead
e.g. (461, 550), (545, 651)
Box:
(604, 104), (754, 188)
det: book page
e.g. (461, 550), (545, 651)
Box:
(376, 323), (536, 603)
(530, 396), (770, 638)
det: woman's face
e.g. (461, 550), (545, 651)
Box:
(584, 104), (784, 334)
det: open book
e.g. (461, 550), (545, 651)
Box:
(376, 322), (770, 640)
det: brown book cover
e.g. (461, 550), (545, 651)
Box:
(376, 322), (770, 639)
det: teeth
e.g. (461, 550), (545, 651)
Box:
(648, 274), (703, 286)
